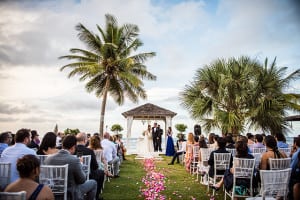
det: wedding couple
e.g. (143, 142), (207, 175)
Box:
(138, 123), (163, 157)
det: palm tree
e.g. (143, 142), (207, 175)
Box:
(180, 56), (300, 136)
(60, 14), (156, 138)
(248, 58), (300, 134)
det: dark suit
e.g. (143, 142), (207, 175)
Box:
(44, 149), (97, 200)
(157, 127), (163, 151)
(76, 144), (105, 199)
(152, 127), (159, 151)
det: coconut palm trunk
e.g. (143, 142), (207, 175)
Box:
(99, 80), (110, 138)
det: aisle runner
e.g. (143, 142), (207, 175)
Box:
(140, 158), (166, 200)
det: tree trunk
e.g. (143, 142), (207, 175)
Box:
(99, 79), (110, 139)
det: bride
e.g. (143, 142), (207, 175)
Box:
(137, 124), (154, 157)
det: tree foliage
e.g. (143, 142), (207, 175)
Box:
(180, 56), (300, 136)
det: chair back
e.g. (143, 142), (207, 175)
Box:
(190, 145), (200, 174)
(36, 155), (49, 165)
(200, 148), (214, 163)
(0, 162), (11, 192)
(0, 191), (26, 200)
(278, 148), (291, 157)
(232, 158), (255, 197)
(226, 148), (236, 157)
(82, 155), (91, 180)
(252, 153), (261, 170)
(269, 157), (291, 170)
(213, 153), (231, 176)
(39, 164), (68, 200)
(259, 168), (291, 199)
(252, 147), (266, 154)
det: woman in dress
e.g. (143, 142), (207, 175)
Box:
(137, 124), (154, 157)
(184, 132), (195, 171)
(37, 132), (58, 155)
(165, 127), (175, 156)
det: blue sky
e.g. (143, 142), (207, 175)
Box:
(0, 0), (300, 137)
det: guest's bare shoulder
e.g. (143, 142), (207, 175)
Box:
(38, 185), (55, 200)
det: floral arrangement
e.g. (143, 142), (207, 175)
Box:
(140, 158), (166, 200)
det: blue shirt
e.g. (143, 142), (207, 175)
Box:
(0, 143), (36, 182)
(277, 141), (289, 148)
(0, 143), (9, 156)
(291, 148), (300, 170)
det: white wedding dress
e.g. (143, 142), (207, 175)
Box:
(136, 130), (154, 158)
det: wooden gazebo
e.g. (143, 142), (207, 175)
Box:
(122, 103), (177, 139)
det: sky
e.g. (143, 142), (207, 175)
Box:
(0, 0), (300, 138)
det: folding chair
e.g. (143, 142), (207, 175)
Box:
(252, 147), (266, 154)
(278, 148), (291, 157)
(269, 157), (291, 170)
(0, 191), (26, 200)
(208, 152), (232, 196)
(0, 162), (11, 192)
(190, 145), (200, 175)
(197, 147), (214, 185)
(246, 168), (291, 200)
(39, 164), (68, 200)
(252, 153), (262, 170)
(81, 155), (91, 180)
(226, 148), (236, 158)
(225, 158), (255, 200)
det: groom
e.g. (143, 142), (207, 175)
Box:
(152, 123), (159, 151)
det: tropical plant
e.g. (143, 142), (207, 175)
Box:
(59, 14), (156, 138)
(111, 124), (123, 134)
(180, 56), (300, 136)
(64, 128), (80, 135)
(175, 124), (187, 134)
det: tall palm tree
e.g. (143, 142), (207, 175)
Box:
(180, 56), (300, 136)
(60, 14), (156, 137)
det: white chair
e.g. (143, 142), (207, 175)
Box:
(190, 145), (200, 175)
(226, 148), (237, 158)
(81, 155), (91, 180)
(269, 157), (291, 170)
(225, 158), (255, 200)
(278, 148), (291, 157)
(208, 152), (232, 196)
(0, 162), (11, 192)
(252, 147), (266, 154)
(39, 164), (68, 200)
(0, 191), (26, 200)
(246, 168), (291, 200)
(252, 153), (262, 170)
(197, 147), (214, 185)
(36, 155), (49, 165)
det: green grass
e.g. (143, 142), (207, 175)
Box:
(101, 155), (225, 200)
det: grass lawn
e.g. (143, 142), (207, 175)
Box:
(101, 155), (225, 200)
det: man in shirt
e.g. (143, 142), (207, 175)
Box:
(101, 132), (120, 177)
(0, 131), (12, 156)
(0, 129), (36, 182)
(45, 134), (97, 200)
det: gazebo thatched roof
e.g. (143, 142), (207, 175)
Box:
(122, 103), (177, 120)
(284, 115), (300, 121)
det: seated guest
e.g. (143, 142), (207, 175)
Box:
(289, 149), (300, 199)
(210, 134), (219, 149)
(176, 133), (186, 150)
(247, 133), (255, 146)
(0, 128), (36, 182)
(199, 135), (208, 148)
(260, 135), (287, 170)
(211, 140), (254, 191)
(225, 135), (235, 149)
(0, 131), (12, 156)
(88, 135), (113, 177)
(101, 132), (120, 178)
(76, 132), (105, 200)
(251, 134), (265, 149)
(184, 132), (195, 171)
(27, 130), (40, 149)
(275, 132), (289, 148)
(208, 137), (232, 178)
(37, 132), (58, 155)
(44, 135), (97, 200)
(168, 139), (187, 165)
(4, 155), (54, 200)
